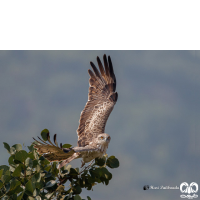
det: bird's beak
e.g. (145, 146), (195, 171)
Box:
(106, 137), (111, 142)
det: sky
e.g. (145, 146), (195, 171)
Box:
(0, 51), (200, 199)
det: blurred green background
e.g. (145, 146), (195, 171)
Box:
(0, 51), (200, 199)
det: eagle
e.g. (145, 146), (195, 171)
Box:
(33, 54), (118, 169)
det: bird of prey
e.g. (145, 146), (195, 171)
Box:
(33, 54), (118, 169)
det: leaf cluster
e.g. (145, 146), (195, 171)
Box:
(0, 130), (119, 200)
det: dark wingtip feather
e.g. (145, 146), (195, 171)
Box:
(88, 69), (95, 78)
(53, 134), (57, 142)
(90, 62), (101, 79)
(97, 56), (106, 77)
(103, 54), (110, 84)
(108, 55), (116, 91)
(108, 56), (115, 79)
(54, 134), (58, 147)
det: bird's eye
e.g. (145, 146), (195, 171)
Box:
(100, 136), (104, 139)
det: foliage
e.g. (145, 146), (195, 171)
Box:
(0, 130), (119, 200)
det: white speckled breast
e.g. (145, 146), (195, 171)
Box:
(81, 145), (107, 163)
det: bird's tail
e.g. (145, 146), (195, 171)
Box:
(57, 153), (80, 169)
(33, 133), (75, 162)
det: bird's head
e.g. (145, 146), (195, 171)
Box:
(97, 133), (111, 145)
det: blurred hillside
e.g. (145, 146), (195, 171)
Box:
(0, 51), (200, 200)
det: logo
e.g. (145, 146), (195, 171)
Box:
(180, 182), (198, 199)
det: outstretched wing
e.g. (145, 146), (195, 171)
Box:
(33, 134), (75, 162)
(77, 54), (118, 147)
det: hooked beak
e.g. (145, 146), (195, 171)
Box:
(106, 136), (111, 142)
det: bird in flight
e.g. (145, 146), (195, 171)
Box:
(33, 54), (118, 169)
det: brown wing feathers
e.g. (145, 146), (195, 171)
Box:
(33, 134), (74, 162)
(77, 55), (118, 147)
(89, 55), (117, 102)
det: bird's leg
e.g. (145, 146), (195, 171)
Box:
(79, 159), (95, 175)
(83, 160), (95, 171)
(81, 160), (85, 168)
(87, 159), (95, 169)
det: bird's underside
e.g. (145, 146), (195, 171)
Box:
(33, 54), (118, 169)
(33, 132), (110, 169)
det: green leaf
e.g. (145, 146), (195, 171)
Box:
(44, 165), (51, 172)
(74, 194), (82, 200)
(33, 173), (41, 182)
(9, 166), (15, 173)
(1, 174), (11, 183)
(27, 152), (35, 160)
(17, 191), (24, 200)
(95, 157), (106, 166)
(25, 179), (35, 195)
(106, 156), (119, 168)
(14, 159), (22, 164)
(35, 182), (43, 189)
(25, 157), (33, 168)
(51, 162), (59, 175)
(62, 144), (72, 148)
(104, 179), (109, 185)
(45, 192), (55, 199)
(0, 169), (4, 179)
(87, 196), (92, 200)
(41, 129), (49, 141)
(27, 145), (35, 152)
(69, 168), (78, 176)
(73, 185), (82, 194)
(75, 167), (79, 173)
(89, 168), (102, 179)
(15, 150), (29, 163)
(100, 167), (110, 177)
(56, 185), (65, 193)
(87, 176), (95, 184)
(0, 165), (9, 172)
(9, 179), (21, 191)
(81, 169), (88, 176)
(14, 185), (23, 193)
(8, 155), (15, 165)
(44, 171), (53, 179)
(27, 196), (35, 200)
(99, 167), (112, 185)
(0, 180), (3, 189)
(33, 149), (39, 160)
(9, 179), (19, 191)
(25, 169), (32, 176)
(40, 157), (50, 166)
(13, 165), (22, 177)
(32, 160), (38, 168)
(45, 180), (57, 188)
(39, 156), (45, 161)
(3, 142), (10, 153)
(35, 196), (42, 200)
(12, 144), (22, 152)
(10, 146), (16, 155)
(36, 165), (41, 173)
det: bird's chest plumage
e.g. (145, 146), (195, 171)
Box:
(81, 145), (107, 163)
